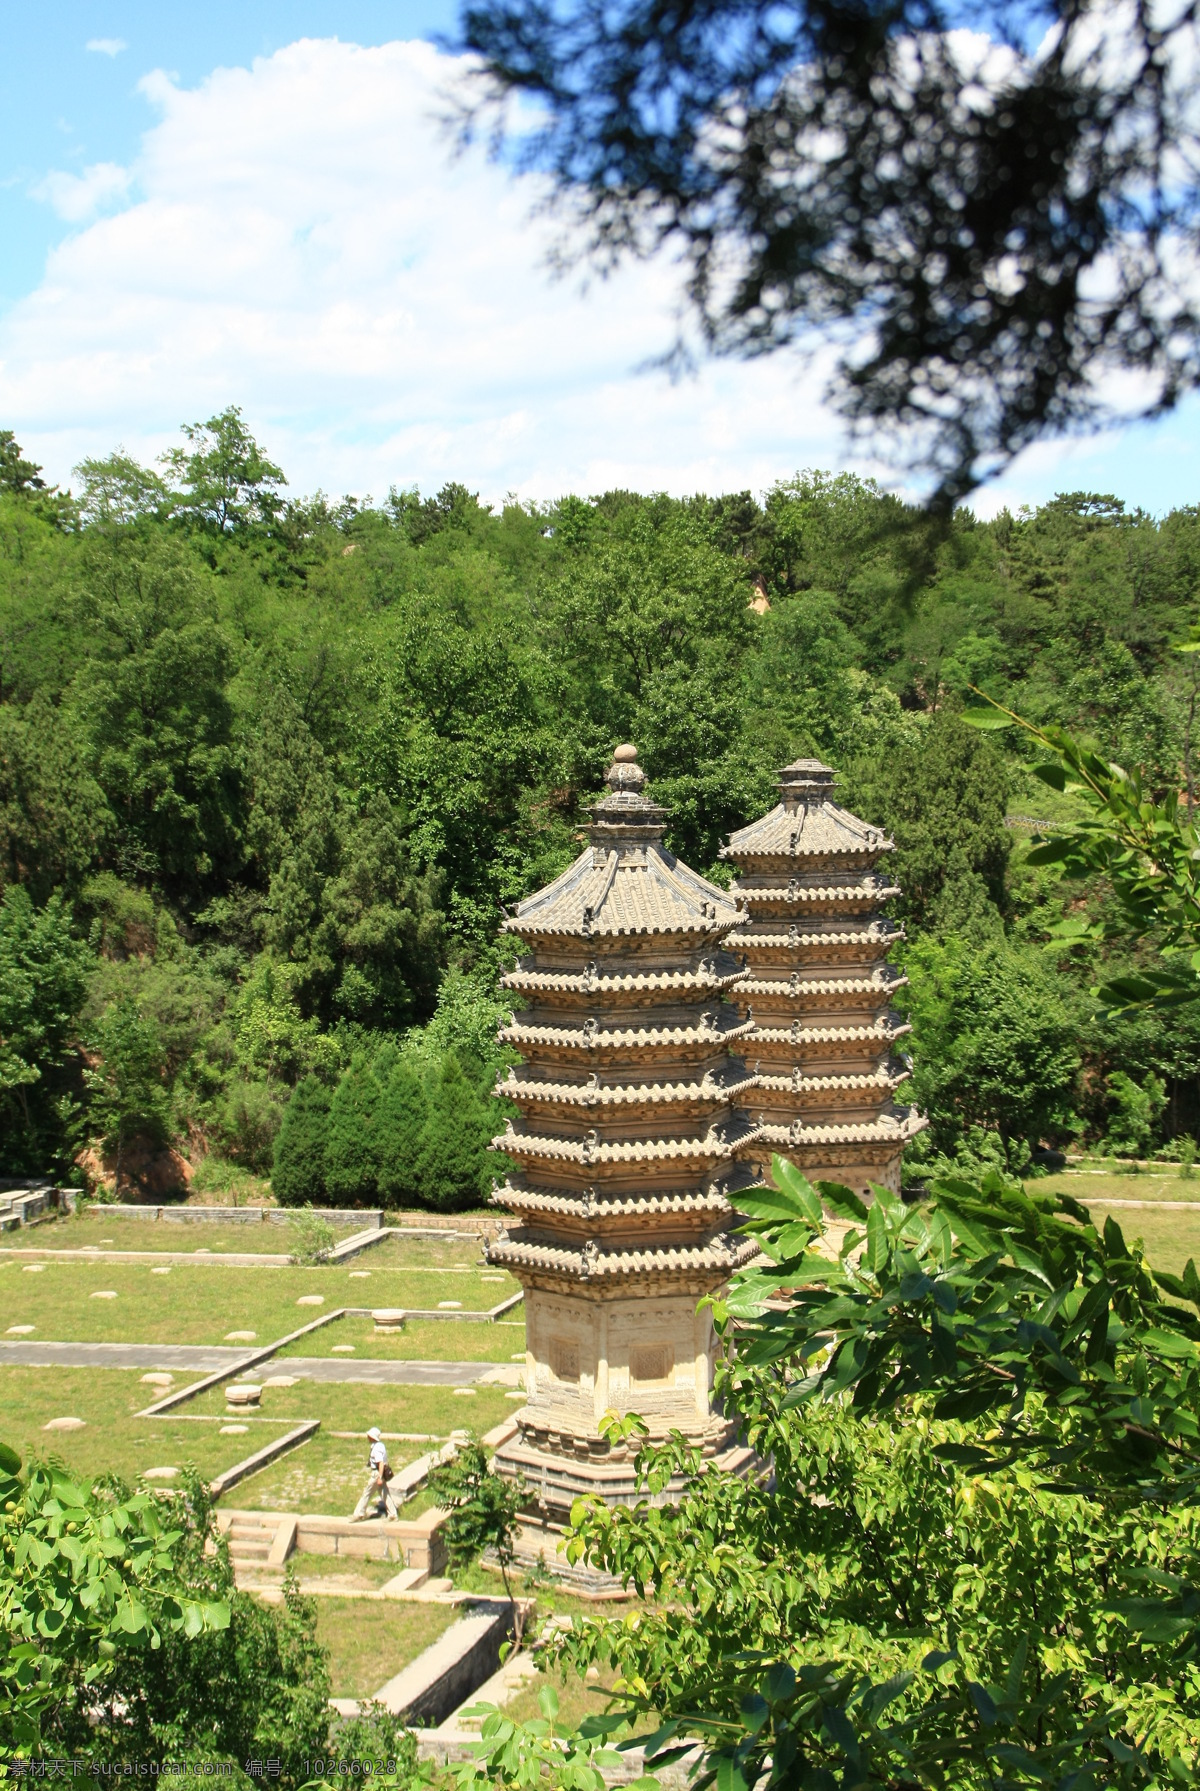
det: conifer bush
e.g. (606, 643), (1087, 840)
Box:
(322, 1054), (381, 1204)
(271, 1075), (330, 1207)
(375, 1059), (429, 1209)
(416, 1052), (496, 1212)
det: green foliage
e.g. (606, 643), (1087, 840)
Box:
(0, 430), (48, 498)
(161, 404), (287, 535)
(323, 1055), (382, 1204)
(272, 1075), (331, 1208)
(546, 1154), (1200, 1787)
(453, 1685), (644, 1791)
(846, 707), (1011, 935)
(417, 1054), (497, 1212)
(37, 1471), (330, 1782)
(0, 886), (90, 1170)
(0, 695), (110, 900)
(966, 695), (1200, 1016)
(902, 935), (1081, 1162)
(84, 994), (172, 1162)
(328, 1703), (427, 1774)
(426, 1435), (527, 1631)
(286, 1206), (337, 1265)
(376, 1059), (429, 1209)
(0, 1444), (229, 1759)
(1105, 1070), (1168, 1158)
(426, 1436), (524, 1576)
(5, 414), (1200, 1174)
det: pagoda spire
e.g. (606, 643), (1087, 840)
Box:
(488, 745), (759, 1573)
(723, 758), (926, 1196)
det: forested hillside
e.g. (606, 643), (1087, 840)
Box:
(3, 409), (1199, 1197)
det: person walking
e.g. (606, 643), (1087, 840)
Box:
(350, 1426), (399, 1521)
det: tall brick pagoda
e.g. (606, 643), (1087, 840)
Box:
(723, 759), (925, 1197)
(487, 745), (760, 1558)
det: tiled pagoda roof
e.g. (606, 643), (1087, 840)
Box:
(722, 760), (894, 863)
(500, 1013), (754, 1052)
(506, 752), (742, 939)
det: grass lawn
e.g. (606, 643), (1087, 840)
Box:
(190, 1375), (517, 1449)
(289, 1552), (404, 1588)
(230, 1430), (428, 1516)
(311, 1595), (459, 1701)
(337, 1264), (520, 1311)
(0, 1257), (517, 1344)
(275, 1314), (525, 1363)
(0, 1365), (271, 1488)
(13, 1213), (362, 1255)
(358, 1235), (491, 1270)
(502, 1661), (624, 1732)
(1076, 1204), (1200, 1277)
(1037, 1171), (1200, 1204)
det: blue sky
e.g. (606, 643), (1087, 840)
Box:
(2, 1), (1198, 515)
(0, 3), (455, 305)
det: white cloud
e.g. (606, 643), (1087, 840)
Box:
(86, 37), (128, 56)
(6, 32), (1177, 513)
(32, 161), (132, 223)
(0, 37), (874, 505)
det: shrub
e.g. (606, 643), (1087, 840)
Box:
(287, 1206), (336, 1265)
(271, 1075), (330, 1207)
(214, 1076), (285, 1172)
(1104, 1069), (1167, 1158)
(323, 1055), (381, 1203)
(417, 1053), (497, 1212)
(376, 1060), (428, 1209)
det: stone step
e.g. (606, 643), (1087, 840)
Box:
(228, 1521), (277, 1538)
(229, 1541), (273, 1560)
(415, 1576), (454, 1599)
(380, 1565), (430, 1595)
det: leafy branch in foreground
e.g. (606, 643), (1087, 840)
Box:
(964, 691), (1200, 1015)
(427, 1436), (528, 1642)
(542, 1157), (1200, 1789)
(459, 0), (1200, 506)
(0, 1442), (229, 1758)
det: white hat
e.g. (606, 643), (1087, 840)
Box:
(367, 1427), (382, 1440)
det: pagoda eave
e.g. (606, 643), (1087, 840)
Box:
(488, 1232), (761, 1290)
(495, 1123), (764, 1168)
(500, 1018), (754, 1051)
(756, 1068), (910, 1097)
(752, 1020), (911, 1045)
(496, 1185), (738, 1221)
(496, 1072), (758, 1109)
(502, 964), (745, 997)
(756, 1110), (926, 1146)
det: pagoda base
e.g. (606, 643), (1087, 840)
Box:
(493, 1420), (759, 1591)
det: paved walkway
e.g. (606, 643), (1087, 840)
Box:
(0, 1341), (496, 1384)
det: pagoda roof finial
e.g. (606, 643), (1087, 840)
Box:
(721, 756), (894, 861)
(505, 742), (744, 937)
(778, 759), (837, 807)
(588, 742), (667, 839)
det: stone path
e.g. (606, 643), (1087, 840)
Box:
(0, 1341), (496, 1383)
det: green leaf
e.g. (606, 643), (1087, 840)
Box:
(538, 1683), (560, 1722)
(1031, 762), (1069, 791)
(814, 1180), (869, 1223)
(1025, 839), (1074, 865)
(961, 706), (1015, 730)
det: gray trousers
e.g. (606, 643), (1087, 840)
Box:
(351, 1472), (399, 1520)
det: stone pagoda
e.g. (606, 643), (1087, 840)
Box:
(487, 745), (760, 1559)
(723, 759), (925, 1197)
